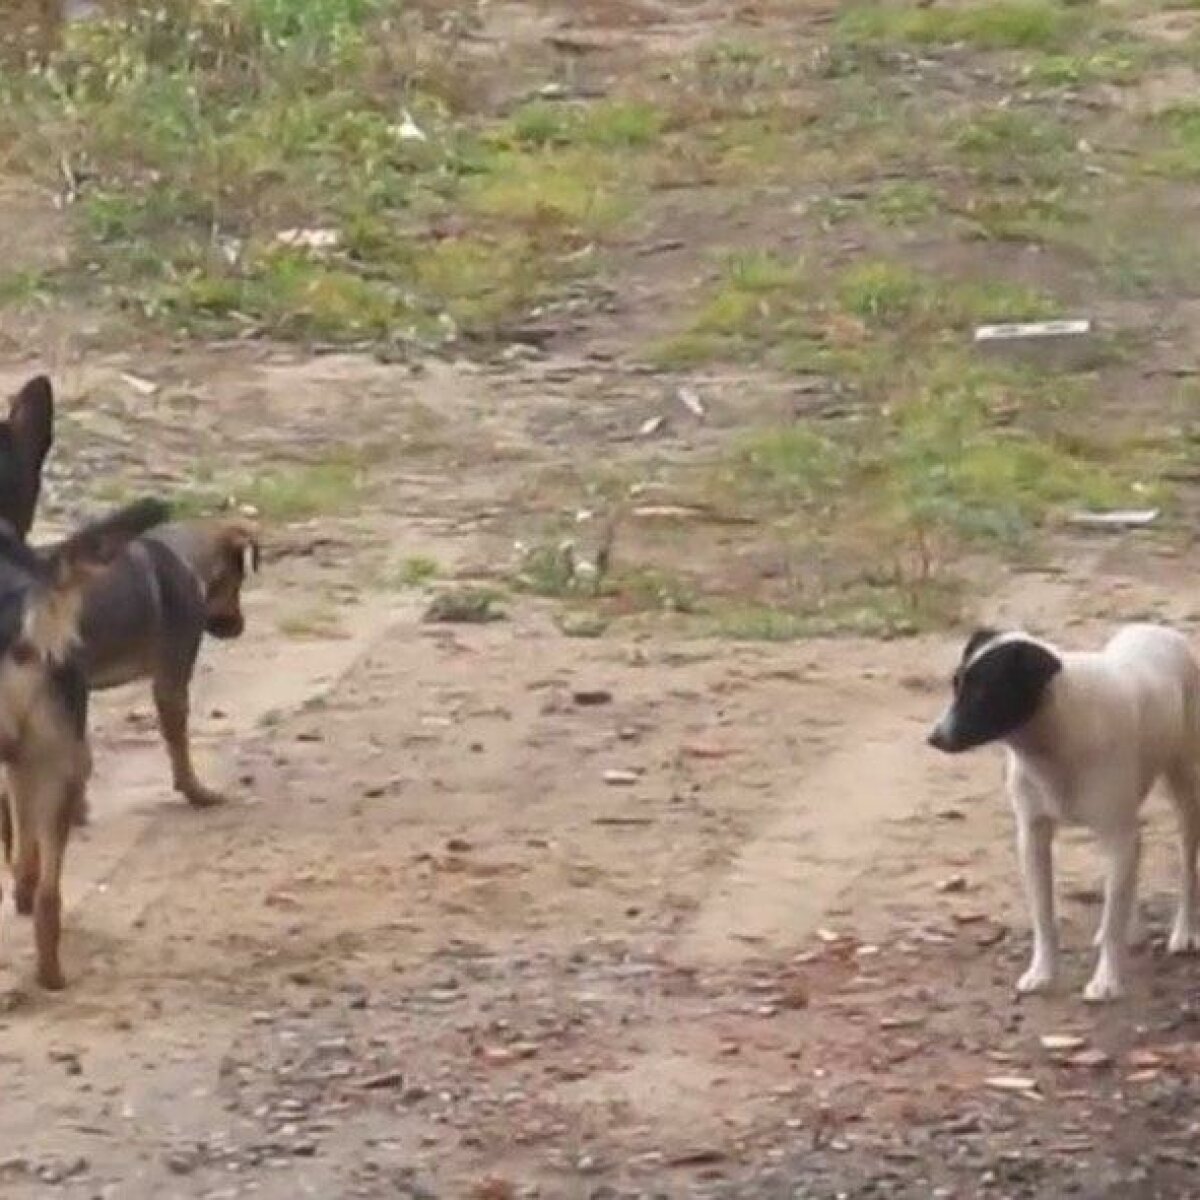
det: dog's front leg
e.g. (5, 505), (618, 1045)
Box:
(1015, 813), (1058, 994)
(1085, 828), (1140, 1003)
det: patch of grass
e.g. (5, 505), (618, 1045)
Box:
(1022, 43), (1149, 88)
(837, 260), (1060, 331)
(649, 250), (807, 366)
(871, 180), (940, 226)
(0, 267), (55, 307)
(504, 99), (665, 151)
(837, 1), (1088, 52)
(463, 148), (633, 238)
(396, 555), (439, 587)
(952, 110), (1078, 187)
(652, 254), (1060, 372)
(956, 190), (1082, 244)
(278, 603), (346, 640)
(708, 582), (960, 640)
(1144, 103), (1200, 180)
(0, 1), (659, 346)
(513, 539), (584, 598)
(613, 567), (699, 615)
(166, 456), (367, 522)
(423, 586), (506, 624)
(693, 355), (1166, 630)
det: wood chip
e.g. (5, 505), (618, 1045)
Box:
(602, 769), (640, 786)
(1068, 1049), (1113, 1069)
(985, 1075), (1039, 1094)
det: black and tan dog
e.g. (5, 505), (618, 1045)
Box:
(73, 516), (261, 815)
(0, 495), (170, 988)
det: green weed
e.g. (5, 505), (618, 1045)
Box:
(837, 1), (1088, 52)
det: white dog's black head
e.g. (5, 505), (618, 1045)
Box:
(928, 628), (1063, 754)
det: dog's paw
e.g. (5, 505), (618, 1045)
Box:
(1168, 921), (1200, 956)
(183, 786), (227, 809)
(1016, 963), (1056, 995)
(36, 964), (66, 991)
(1083, 968), (1125, 1004)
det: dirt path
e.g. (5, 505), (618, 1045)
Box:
(0, 521), (1194, 1198)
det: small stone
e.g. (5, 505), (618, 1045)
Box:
(937, 874), (968, 894)
(572, 689), (612, 706)
(602, 769), (640, 786)
(1040, 1034), (1086, 1053)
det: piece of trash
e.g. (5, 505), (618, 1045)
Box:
(395, 109), (427, 142)
(276, 227), (341, 251)
(1067, 508), (1159, 531)
(119, 372), (158, 397)
(677, 385), (705, 420)
(1040, 1034), (1086, 1053)
(973, 318), (1099, 371)
(974, 319), (1092, 344)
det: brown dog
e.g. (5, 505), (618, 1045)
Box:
(0, 497), (171, 988)
(74, 516), (260, 814)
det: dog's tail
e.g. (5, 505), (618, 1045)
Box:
(23, 497), (171, 661)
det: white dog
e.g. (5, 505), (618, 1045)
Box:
(928, 624), (1200, 1003)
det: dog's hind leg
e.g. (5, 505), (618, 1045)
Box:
(10, 757), (79, 990)
(1166, 763), (1200, 955)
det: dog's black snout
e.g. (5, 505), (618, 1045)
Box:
(206, 614), (244, 640)
(927, 716), (955, 752)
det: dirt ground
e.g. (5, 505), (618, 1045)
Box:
(6, 2), (1200, 1198)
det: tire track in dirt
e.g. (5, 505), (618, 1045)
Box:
(674, 565), (1096, 967)
(675, 698), (944, 965)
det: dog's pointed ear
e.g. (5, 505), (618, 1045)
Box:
(222, 521), (261, 574)
(9, 376), (54, 474)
